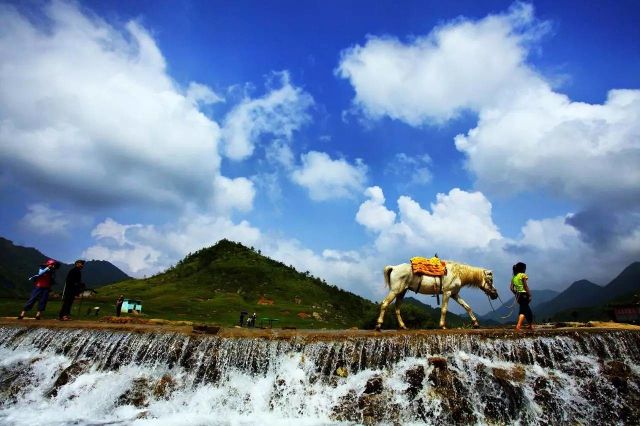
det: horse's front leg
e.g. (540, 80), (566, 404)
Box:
(376, 290), (399, 331)
(452, 294), (479, 328)
(439, 291), (452, 329)
(394, 289), (408, 330)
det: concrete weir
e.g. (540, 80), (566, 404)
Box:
(1, 319), (639, 425)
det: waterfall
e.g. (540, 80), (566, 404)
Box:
(1, 326), (639, 425)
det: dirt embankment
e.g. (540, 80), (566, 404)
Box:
(1, 317), (639, 341)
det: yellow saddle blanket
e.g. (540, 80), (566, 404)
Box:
(411, 256), (447, 277)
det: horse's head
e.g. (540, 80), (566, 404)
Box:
(482, 270), (498, 300)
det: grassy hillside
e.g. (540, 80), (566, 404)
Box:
(95, 240), (478, 329)
(96, 239), (377, 328)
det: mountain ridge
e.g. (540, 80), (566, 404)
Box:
(0, 236), (131, 296)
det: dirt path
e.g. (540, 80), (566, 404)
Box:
(1, 317), (639, 341)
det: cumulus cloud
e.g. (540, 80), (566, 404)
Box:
(83, 215), (261, 275)
(260, 238), (381, 298)
(517, 215), (581, 251)
(357, 186), (501, 253)
(336, 2), (547, 124)
(18, 203), (89, 236)
(356, 186), (396, 232)
(0, 2), (237, 210)
(221, 72), (314, 160)
(186, 82), (224, 106)
(211, 175), (256, 213)
(455, 88), (640, 205)
(291, 151), (368, 201)
(338, 2), (640, 248)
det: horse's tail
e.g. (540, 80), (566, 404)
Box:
(383, 266), (393, 289)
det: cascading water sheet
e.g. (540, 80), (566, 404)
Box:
(0, 326), (639, 425)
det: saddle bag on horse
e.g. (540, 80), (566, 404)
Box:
(410, 256), (447, 305)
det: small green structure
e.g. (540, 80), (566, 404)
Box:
(121, 299), (142, 313)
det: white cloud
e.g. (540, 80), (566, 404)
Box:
(337, 1), (640, 228)
(0, 1), (225, 209)
(83, 242), (162, 275)
(356, 186), (396, 232)
(358, 187), (501, 252)
(455, 88), (640, 205)
(336, 3), (547, 124)
(211, 175), (256, 213)
(291, 151), (368, 201)
(221, 72), (314, 160)
(186, 82), (224, 106)
(18, 203), (86, 236)
(91, 218), (134, 246)
(260, 238), (381, 298)
(265, 139), (295, 169)
(356, 187), (502, 256)
(83, 214), (261, 275)
(517, 215), (581, 251)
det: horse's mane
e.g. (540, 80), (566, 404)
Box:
(446, 260), (485, 287)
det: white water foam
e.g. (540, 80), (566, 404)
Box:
(1, 327), (639, 425)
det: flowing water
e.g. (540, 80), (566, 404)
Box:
(0, 326), (639, 425)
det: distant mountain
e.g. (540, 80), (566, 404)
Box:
(535, 280), (603, 320)
(604, 262), (640, 300)
(546, 262), (640, 322)
(0, 237), (130, 296)
(480, 289), (559, 323)
(535, 262), (639, 321)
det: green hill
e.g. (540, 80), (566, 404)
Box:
(97, 239), (377, 328)
(96, 239), (475, 329)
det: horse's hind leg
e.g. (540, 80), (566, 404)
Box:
(452, 294), (479, 328)
(376, 290), (399, 331)
(395, 289), (408, 330)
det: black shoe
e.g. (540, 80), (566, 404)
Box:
(35, 316), (41, 320)
(17, 316), (23, 320)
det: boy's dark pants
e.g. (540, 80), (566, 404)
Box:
(24, 287), (50, 312)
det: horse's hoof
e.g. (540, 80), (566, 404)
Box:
(398, 326), (408, 331)
(440, 326), (447, 330)
(374, 325), (382, 332)
(472, 323), (480, 329)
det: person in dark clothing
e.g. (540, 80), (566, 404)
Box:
(18, 259), (60, 320)
(115, 295), (124, 317)
(59, 260), (86, 320)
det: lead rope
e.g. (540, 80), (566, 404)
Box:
(487, 293), (518, 320)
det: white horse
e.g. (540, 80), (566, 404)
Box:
(375, 261), (498, 330)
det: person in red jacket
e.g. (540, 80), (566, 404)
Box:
(18, 259), (60, 320)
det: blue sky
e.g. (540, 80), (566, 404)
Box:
(1, 0), (639, 314)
